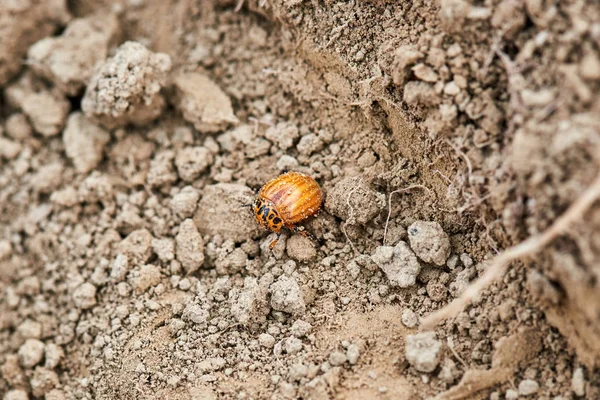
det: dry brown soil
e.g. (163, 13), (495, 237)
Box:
(1, 1), (599, 399)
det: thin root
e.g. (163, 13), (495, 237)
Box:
(383, 185), (432, 245)
(421, 172), (600, 330)
(447, 337), (467, 367)
(446, 139), (473, 184)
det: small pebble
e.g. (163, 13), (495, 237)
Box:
(18, 339), (45, 368)
(290, 320), (312, 338)
(518, 379), (539, 396)
(401, 309), (418, 328)
(72, 282), (97, 309)
(571, 367), (585, 396)
(259, 333), (276, 349)
(182, 304), (209, 324)
(505, 389), (518, 400)
(284, 337), (303, 355)
(4, 390), (29, 400)
(329, 351), (347, 366)
(346, 344), (360, 365)
(44, 343), (64, 369)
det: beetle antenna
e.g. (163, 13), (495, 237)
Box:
(239, 203), (253, 208)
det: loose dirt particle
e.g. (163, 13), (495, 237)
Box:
(259, 333), (276, 348)
(297, 133), (324, 156)
(44, 344), (63, 369)
(72, 282), (97, 309)
(389, 45), (424, 85)
(290, 320), (312, 337)
(175, 146), (213, 182)
(45, 390), (66, 400)
(346, 344), (361, 365)
(17, 319), (42, 339)
(151, 238), (175, 262)
(5, 113), (32, 140)
(30, 367), (59, 397)
(18, 339), (45, 368)
(194, 183), (262, 242)
(147, 150), (178, 188)
(438, 358), (458, 384)
(0, 239), (12, 260)
(229, 277), (270, 326)
(264, 122), (299, 150)
(63, 112), (110, 173)
(326, 177), (385, 225)
(27, 13), (121, 95)
(286, 235), (317, 262)
(329, 351), (347, 366)
(270, 275), (306, 316)
(31, 163), (64, 194)
(175, 219), (205, 274)
(129, 264), (161, 294)
(3, 390), (29, 400)
(172, 71), (238, 133)
(182, 303), (209, 325)
(197, 357), (226, 373)
(401, 309), (418, 328)
(10, 85), (71, 137)
(119, 229), (153, 264)
(284, 337), (303, 354)
(0, 137), (22, 159)
(0, 1), (70, 85)
(403, 81), (440, 106)
(518, 379), (539, 396)
(110, 254), (130, 282)
(168, 318), (185, 335)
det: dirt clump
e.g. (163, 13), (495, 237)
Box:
(0, 1), (71, 86)
(27, 13), (121, 96)
(82, 41), (172, 128)
(172, 71), (239, 133)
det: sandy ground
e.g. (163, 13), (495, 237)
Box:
(0, 1), (599, 399)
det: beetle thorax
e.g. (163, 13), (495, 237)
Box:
(252, 196), (284, 232)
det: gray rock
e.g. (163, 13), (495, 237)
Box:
(372, 241), (421, 288)
(518, 379), (539, 396)
(407, 221), (451, 266)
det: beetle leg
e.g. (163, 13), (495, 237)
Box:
(269, 232), (281, 249)
(289, 225), (315, 240)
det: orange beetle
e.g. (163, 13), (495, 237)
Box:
(250, 171), (323, 248)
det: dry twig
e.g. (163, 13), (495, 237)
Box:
(234, 0), (245, 12)
(422, 173), (600, 330)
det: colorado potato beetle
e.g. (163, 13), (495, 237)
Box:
(249, 171), (323, 249)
